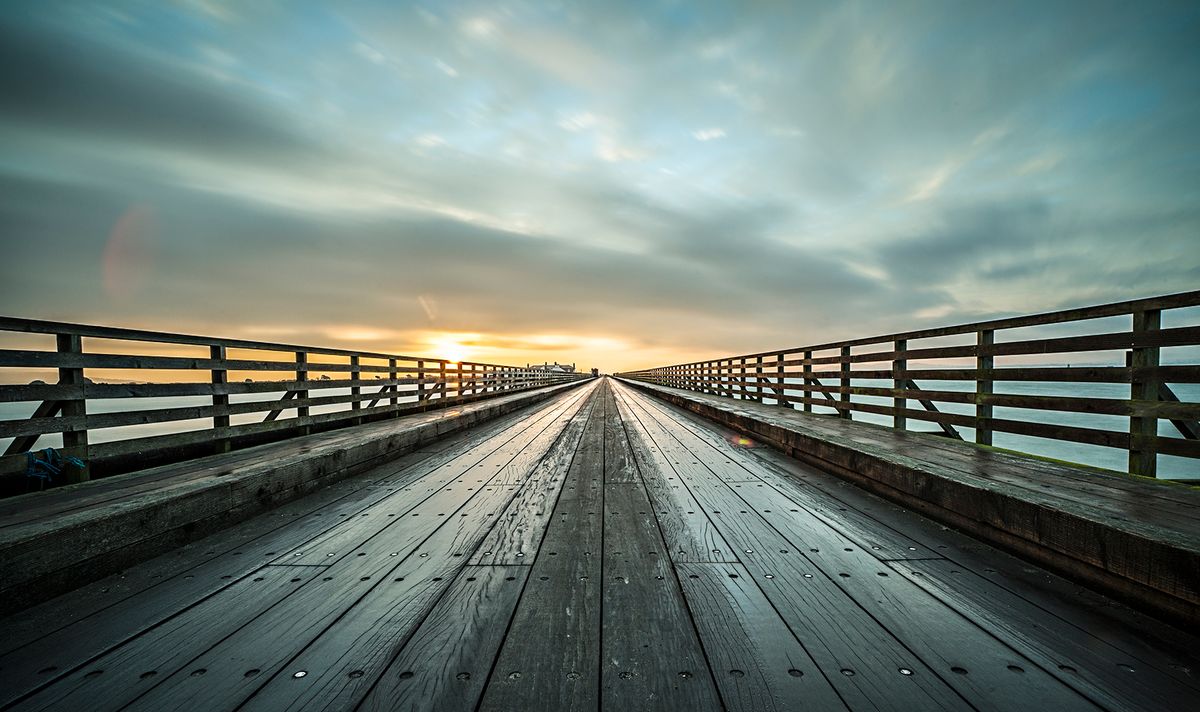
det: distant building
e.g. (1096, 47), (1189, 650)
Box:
(527, 361), (576, 374)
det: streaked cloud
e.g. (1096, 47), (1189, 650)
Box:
(692, 128), (726, 142)
(0, 1), (1196, 371)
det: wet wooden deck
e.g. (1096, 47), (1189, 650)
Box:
(1, 377), (1197, 711)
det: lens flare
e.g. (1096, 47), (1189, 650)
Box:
(102, 204), (156, 301)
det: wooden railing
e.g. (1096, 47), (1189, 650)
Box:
(617, 291), (1200, 478)
(0, 317), (589, 486)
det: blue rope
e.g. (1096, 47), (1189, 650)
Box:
(25, 448), (86, 488)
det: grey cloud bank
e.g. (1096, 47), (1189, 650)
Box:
(1, 1), (1197, 370)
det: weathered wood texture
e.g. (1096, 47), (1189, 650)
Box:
(0, 316), (590, 489)
(616, 376), (1200, 631)
(616, 290), (1200, 477)
(0, 380), (588, 617)
(2, 377), (1197, 712)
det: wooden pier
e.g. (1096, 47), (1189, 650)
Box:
(1, 378), (1198, 711)
(0, 293), (1198, 711)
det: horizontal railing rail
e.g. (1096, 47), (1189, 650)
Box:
(0, 317), (590, 489)
(617, 291), (1200, 479)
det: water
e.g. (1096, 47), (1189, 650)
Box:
(734, 376), (1198, 479)
(0, 385), (421, 452)
(2, 381), (1196, 479)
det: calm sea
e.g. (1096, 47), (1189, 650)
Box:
(2, 382), (1196, 480)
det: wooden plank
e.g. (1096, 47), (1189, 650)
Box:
(210, 385), (598, 712)
(273, 384), (594, 566)
(476, 392), (606, 712)
(727, 436), (1200, 694)
(470, 394), (596, 565)
(621, 388), (941, 561)
(602, 385), (639, 484)
(631, 380), (1200, 525)
(852, 365), (1200, 384)
(10, 566), (323, 712)
(892, 558), (1200, 712)
(490, 388), (589, 486)
(0, 390), (550, 531)
(738, 486), (1106, 710)
(357, 565), (530, 712)
(618, 383), (1144, 709)
(0, 384), (600, 439)
(617, 387), (972, 709)
(768, 410), (1187, 510)
(675, 562), (847, 711)
(0, 377), (426, 403)
(2, 398), (62, 455)
(231, 483), (550, 712)
(1160, 383), (1200, 440)
(601, 482), (721, 710)
(119, 423), (571, 712)
(0, 470), (415, 706)
(616, 390), (737, 563)
(26, 380), (584, 470)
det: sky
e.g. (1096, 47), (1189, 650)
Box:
(0, 0), (1197, 372)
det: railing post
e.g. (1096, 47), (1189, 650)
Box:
(803, 350), (813, 413)
(417, 357), (427, 403)
(777, 353), (787, 407)
(350, 355), (361, 420)
(438, 360), (447, 402)
(1129, 309), (1161, 477)
(390, 358), (399, 407)
(976, 330), (994, 446)
(755, 356), (763, 402)
(57, 333), (89, 482)
(892, 339), (906, 430)
(211, 344), (230, 454)
(295, 352), (310, 436)
(839, 346), (851, 419)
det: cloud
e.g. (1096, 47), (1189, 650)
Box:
(413, 133), (446, 148)
(0, 1), (1197, 371)
(692, 128), (726, 141)
(0, 18), (323, 164)
(353, 41), (386, 65)
(558, 112), (599, 132)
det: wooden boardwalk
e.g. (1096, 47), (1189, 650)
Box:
(1, 377), (1198, 711)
